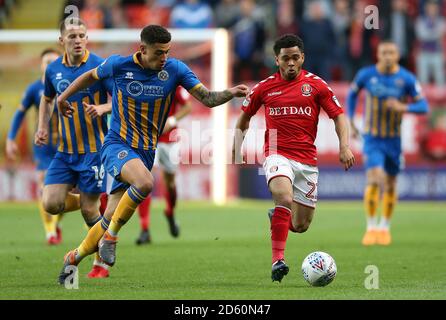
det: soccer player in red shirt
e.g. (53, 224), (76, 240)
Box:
(136, 86), (192, 244)
(232, 34), (355, 282)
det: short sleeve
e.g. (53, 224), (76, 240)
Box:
(177, 60), (201, 91)
(44, 67), (56, 99)
(94, 55), (119, 80)
(318, 83), (344, 119)
(241, 83), (263, 116)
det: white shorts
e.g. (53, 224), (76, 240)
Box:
(105, 173), (114, 195)
(263, 154), (319, 208)
(154, 142), (179, 174)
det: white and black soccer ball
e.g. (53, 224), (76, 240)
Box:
(301, 251), (337, 287)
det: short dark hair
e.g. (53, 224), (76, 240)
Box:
(41, 48), (60, 58)
(140, 25), (171, 45)
(273, 34), (304, 56)
(59, 17), (87, 35)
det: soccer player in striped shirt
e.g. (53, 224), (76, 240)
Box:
(56, 24), (248, 283)
(232, 34), (355, 282)
(6, 48), (61, 245)
(35, 18), (113, 278)
(347, 40), (428, 246)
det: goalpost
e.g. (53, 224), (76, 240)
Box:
(0, 28), (230, 205)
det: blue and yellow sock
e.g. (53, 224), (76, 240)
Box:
(108, 186), (148, 237)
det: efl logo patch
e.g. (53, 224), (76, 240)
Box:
(332, 95), (341, 108)
(270, 166), (278, 173)
(301, 84), (312, 97)
(118, 150), (128, 160)
(158, 70), (169, 81)
(242, 98), (250, 107)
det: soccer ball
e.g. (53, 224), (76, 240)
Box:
(301, 251), (337, 287)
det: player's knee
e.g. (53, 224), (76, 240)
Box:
(43, 199), (64, 215)
(295, 224), (309, 233)
(134, 178), (153, 195)
(274, 193), (293, 209)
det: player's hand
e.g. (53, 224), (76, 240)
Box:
(385, 98), (408, 113)
(83, 101), (103, 119)
(34, 127), (48, 146)
(6, 139), (19, 160)
(57, 98), (74, 118)
(229, 85), (250, 98)
(339, 146), (355, 171)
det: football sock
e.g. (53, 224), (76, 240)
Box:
(271, 206), (291, 263)
(138, 196), (151, 231)
(364, 184), (379, 230)
(164, 187), (177, 217)
(63, 193), (81, 213)
(76, 216), (110, 262)
(380, 191), (397, 230)
(99, 193), (108, 216)
(38, 202), (56, 238)
(108, 186), (148, 236)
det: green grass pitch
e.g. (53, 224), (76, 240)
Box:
(0, 200), (445, 300)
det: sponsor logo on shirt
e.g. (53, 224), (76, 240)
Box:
(56, 79), (71, 93)
(268, 106), (312, 116)
(126, 81), (164, 97)
(267, 91), (282, 97)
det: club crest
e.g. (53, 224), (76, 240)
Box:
(158, 70), (169, 81)
(301, 84), (312, 97)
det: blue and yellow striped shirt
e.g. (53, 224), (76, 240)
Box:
(347, 66), (424, 138)
(93, 53), (202, 150)
(44, 50), (112, 154)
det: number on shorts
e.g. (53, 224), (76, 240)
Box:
(91, 165), (105, 181)
(306, 182), (317, 199)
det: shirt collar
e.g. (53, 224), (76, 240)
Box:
(133, 51), (145, 69)
(62, 49), (90, 66)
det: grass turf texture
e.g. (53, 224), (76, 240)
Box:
(0, 200), (445, 300)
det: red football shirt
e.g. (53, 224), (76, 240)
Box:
(158, 86), (190, 144)
(241, 70), (343, 166)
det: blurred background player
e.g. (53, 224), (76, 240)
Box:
(56, 25), (248, 283)
(232, 34), (354, 282)
(347, 40), (429, 246)
(136, 86), (192, 245)
(6, 48), (62, 245)
(34, 17), (112, 278)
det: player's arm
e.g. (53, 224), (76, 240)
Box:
(189, 84), (249, 108)
(232, 110), (252, 164)
(57, 69), (99, 117)
(35, 95), (55, 146)
(347, 69), (367, 139)
(162, 100), (192, 134)
(386, 78), (429, 114)
(333, 113), (355, 171)
(6, 105), (27, 160)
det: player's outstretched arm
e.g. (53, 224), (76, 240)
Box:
(35, 96), (54, 146)
(232, 111), (252, 164)
(57, 69), (99, 117)
(333, 113), (355, 171)
(189, 84), (249, 108)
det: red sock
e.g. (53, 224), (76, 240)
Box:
(271, 206), (291, 263)
(164, 187), (177, 217)
(138, 196), (151, 231)
(99, 193), (108, 216)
